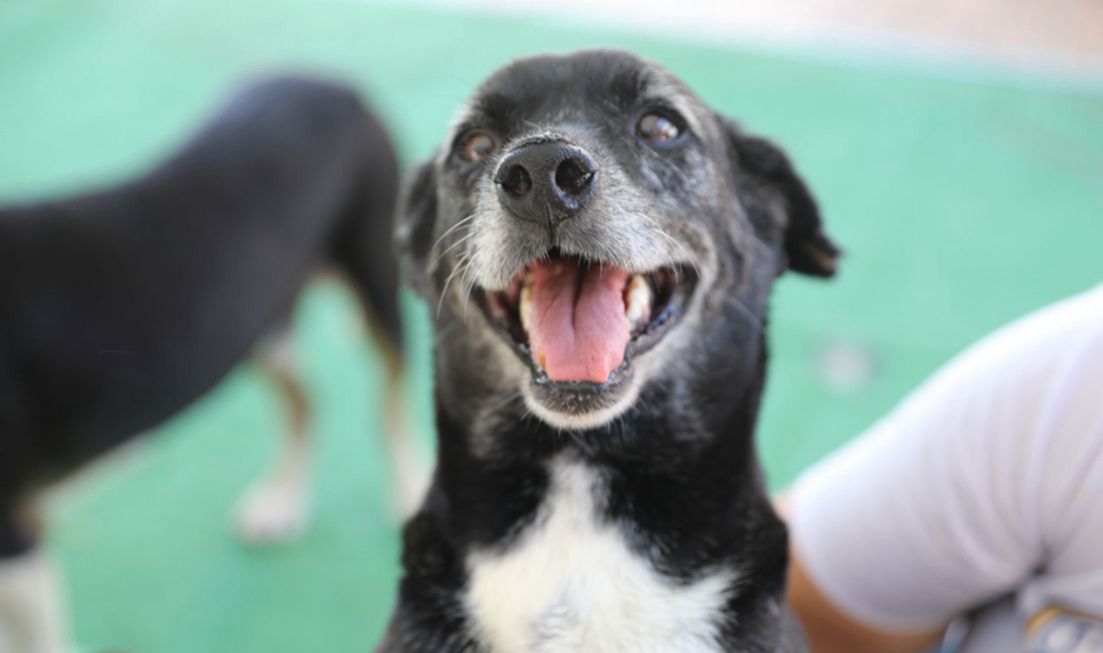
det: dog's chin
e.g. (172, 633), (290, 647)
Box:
(473, 250), (697, 431)
(520, 364), (643, 431)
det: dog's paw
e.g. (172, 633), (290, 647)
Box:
(232, 480), (310, 545)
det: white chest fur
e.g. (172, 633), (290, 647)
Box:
(465, 461), (734, 653)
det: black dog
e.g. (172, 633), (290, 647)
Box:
(380, 49), (839, 652)
(0, 75), (408, 652)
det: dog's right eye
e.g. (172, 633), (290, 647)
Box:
(460, 132), (496, 162)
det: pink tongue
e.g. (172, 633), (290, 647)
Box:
(528, 259), (631, 384)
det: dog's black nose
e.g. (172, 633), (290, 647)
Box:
(494, 140), (596, 223)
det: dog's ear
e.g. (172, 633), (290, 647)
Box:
(394, 158), (438, 297)
(720, 118), (840, 278)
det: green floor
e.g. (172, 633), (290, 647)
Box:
(2, 1), (1102, 650)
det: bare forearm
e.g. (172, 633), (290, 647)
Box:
(787, 549), (945, 653)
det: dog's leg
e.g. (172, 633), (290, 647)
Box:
(233, 327), (313, 545)
(381, 366), (429, 521)
(328, 264), (429, 522)
(365, 315), (429, 522)
(0, 525), (71, 653)
(0, 368), (70, 652)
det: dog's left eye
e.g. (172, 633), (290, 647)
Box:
(460, 132), (496, 162)
(636, 112), (682, 145)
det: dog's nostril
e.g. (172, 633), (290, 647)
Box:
(499, 164), (533, 197)
(554, 157), (594, 196)
(495, 143), (596, 222)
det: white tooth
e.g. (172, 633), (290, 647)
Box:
(519, 283), (534, 333)
(625, 274), (652, 327)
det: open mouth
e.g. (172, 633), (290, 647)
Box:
(480, 249), (697, 386)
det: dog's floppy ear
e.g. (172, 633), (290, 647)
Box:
(394, 158), (438, 297)
(720, 118), (840, 277)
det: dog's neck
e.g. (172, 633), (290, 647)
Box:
(430, 345), (785, 581)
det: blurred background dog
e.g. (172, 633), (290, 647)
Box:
(0, 74), (412, 652)
(0, 0), (1099, 651)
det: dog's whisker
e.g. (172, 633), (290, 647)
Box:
(632, 213), (699, 281)
(431, 231), (477, 269)
(428, 214), (478, 272)
(458, 256), (481, 321)
(520, 119), (546, 134)
(484, 389), (525, 414)
(430, 213), (476, 255)
(437, 250), (473, 318)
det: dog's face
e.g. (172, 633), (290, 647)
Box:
(399, 50), (837, 434)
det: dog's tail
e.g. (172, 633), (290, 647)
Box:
(329, 102), (405, 377)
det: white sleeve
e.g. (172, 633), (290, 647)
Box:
(788, 285), (1103, 632)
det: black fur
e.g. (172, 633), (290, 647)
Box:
(382, 50), (838, 652)
(720, 117), (840, 278)
(0, 75), (401, 556)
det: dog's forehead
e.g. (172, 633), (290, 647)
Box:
(452, 50), (701, 134)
